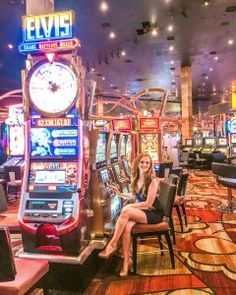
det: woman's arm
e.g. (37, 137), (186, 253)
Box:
(128, 178), (159, 208)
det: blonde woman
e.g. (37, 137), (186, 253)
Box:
(99, 153), (164, 277)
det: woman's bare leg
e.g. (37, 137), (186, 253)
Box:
(99, 208), (147, 258)
(120, 221), (136, 275)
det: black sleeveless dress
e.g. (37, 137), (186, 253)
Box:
(135, 179), (164, 224)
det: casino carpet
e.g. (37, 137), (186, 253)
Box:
(1, 170), (236, 295)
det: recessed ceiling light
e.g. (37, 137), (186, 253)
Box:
(8, 44), (13, 49)
(209, 67), (213, 71)
(204, 1), (210, 6)
(167, 25), (173, 32)
(102, 76), (106, 80)
(151, 28), (158, 36)
(214, 56), (218, 60)
(169, 45), (174, 51)
(121, 50), (126, 56)
(100, 1), (108, 12)
(170, 60), (174, 65)
(228, 39), (234, 45)
(109, 32), (116, 39)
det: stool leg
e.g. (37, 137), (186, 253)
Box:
(175, 205), (183, 232)
(181, 203), (188, 226)
(132, 235), (137, 274)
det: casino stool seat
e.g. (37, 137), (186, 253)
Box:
(157, 162), (173, 179)
(211, 162), (236, 212)
(0, 226), (49, 295)
(4, 166), (22, 202)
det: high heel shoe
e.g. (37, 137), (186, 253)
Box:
(98, 244), (117, 259)
(119, 258), (133, 277)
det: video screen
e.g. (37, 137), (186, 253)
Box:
(110, 134), (119, 162)
(205, 138), (216, 146)
(30, 127), (79, 158)
(120, 135), (128, 157)
(111, 195), (122, 219)
(186, 139), (193, 146)
(28, 161), (77, 193)
(96, 132), (107, 164)
(26, 200), (58, 211)
(114, 164), (121, 175)
(195, 138), (203, 146)
(124, 160), (129, 171)
(218, 138), (227, 146)
(9, 126), (25, 156)
(35, 170), (66, 184)
(100, 169), (109, 183)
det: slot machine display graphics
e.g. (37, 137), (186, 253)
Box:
(18, 11), (91, 256)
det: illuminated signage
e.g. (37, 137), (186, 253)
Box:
(18, 11), (80, 54)
(227, 117), (236, 134)
(139, 117), (160, 131)
(112, 118), (132, 132)
(18, 37), (80, 54)
(35, 118), (72, 127)
(231, 81), (236, 110)
(22, 11), (73, 42)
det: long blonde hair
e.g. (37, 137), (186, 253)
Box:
(130, 153), (155, 197)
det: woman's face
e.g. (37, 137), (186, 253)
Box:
(138, 156), (151, 174)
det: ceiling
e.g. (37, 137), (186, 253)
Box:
(1, 0), (236, 113)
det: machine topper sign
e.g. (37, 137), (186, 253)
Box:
(18, 10), (80, 54)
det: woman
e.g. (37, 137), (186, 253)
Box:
(99, 153), (164, 277)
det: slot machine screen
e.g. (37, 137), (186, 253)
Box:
(96, 132), (108, 166)
(114, 164), (121, 175)
(195, 138), (202, 146)
(218, 138), (227, 146)
(124, 160), (129, 171)
(111, 195), (122, 219)
(110, 134), (119, 163)
(205, 138), (215, 146)
(100, 169), (109, 183)
(9, 126), (24, 156)
(28, 161), (77, 193)
(120, 135), (127, 158)
(186, 139), (193, 146)
(30, 127), (79, 158)
(231, 135), (236, 143)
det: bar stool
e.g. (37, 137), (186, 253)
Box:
(211, 162), (236, 212)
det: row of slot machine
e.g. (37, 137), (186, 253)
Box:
(182, 136), (235, 158)
(89, 130), (133, 237)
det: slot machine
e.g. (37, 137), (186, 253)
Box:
(89, 130), (122, 236)
(120, 133), (133, 179)
(201, 137), (216, 155)
(182, 138), (193, 153)
(215, 137), (229, 156)
(17, 9), (92, 257)
(192, 137), (203, 153)
(110, 133), (130, 194)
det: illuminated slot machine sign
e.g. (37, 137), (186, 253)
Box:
(194, 138), (203, 147)
(110, 134), (119, 164)
(140, 134), (159, 162)
(96, 132), (109, 169)
(30, 125), (79, 158)
(100, 168), (110, 183)
(120, 135), (127, 159)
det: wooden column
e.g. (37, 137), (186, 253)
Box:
(26, 0), (54, 15)
(181, 66), (193, 141)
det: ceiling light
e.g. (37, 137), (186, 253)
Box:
(167, 25), (173, 32)
(204, 0), (210, 6)
(8, 44), (13, 49)
(102, 76), (106, 80)
(151, 28), (158, 36)
(214, 56), (218, 60)
(100, 1), (108, 12)
(109, 32), (116, 39)
(121, 50), (126, 56)
(209, 67), (213, 71)
(228, 39), (234, 45)
(205, 76), (209, 80)
(169, 45), (174, 51)
(170, 60), (174, 65)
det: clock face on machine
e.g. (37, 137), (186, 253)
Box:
(25, 59), (79, 116)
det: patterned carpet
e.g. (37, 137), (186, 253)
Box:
(1, 170), (236, 295)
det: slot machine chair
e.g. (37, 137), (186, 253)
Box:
(0, 183), (8, 212)
(131, 182), (177, 274)
(179, 152), (190, 170)
(0, 226), (49, 295)
(194, 152), (208, 170)
(156, 162), (173, 179)
(211, 162), (236, 212)
(4, 166), (22, 201)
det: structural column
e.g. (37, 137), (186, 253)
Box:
(26, 0), (54, 15)
(181, 66), (193, 141)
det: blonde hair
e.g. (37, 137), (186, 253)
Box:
(130, 153), (155, 197)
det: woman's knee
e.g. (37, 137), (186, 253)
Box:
(121, 207), (132, 218)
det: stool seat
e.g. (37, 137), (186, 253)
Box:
(132, 221), (169, 234)
(218, 177), (236, 189)
(0, 258), (49, 295)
